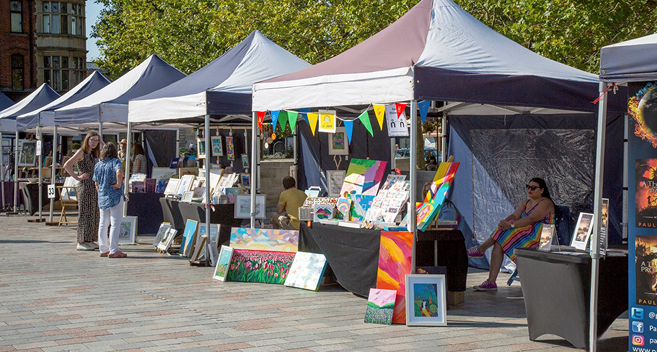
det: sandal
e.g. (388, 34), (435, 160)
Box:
(466, 246), (485, 258)
(100, 252), (109, 257)
(108, 251), (127, 258)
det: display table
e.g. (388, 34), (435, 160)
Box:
(299, 223), (468, 298)
(515, 248), (628, 349)
(159, 198), (244, 246)
(126, 193), (164, 235)
(2, 181), (24, 210)
(22, 182), (62, 216)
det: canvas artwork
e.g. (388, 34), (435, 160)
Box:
(180, 219), (198, 257)
(405, 274), (447, 326)
(284, 252), (327, 291)
(240, 174), (250, 189)
(313, 204), (335, 222)
(117, 216), (138, 245)
(197, 223), (219, 261)
(351, 194), (375, 221)
(571, 212), (594, 250)
(339, 158), (387, 197)
(335, 198), (352, 220)
(234, 195), (266, 219)
(164, 178), (180, 196)
(18, 140), (37, 166)
(364, 288), (397, 325)
(226, 136), (235, 161)
(176, 175), (195, 197)
(241, 154), (249, 169)
(230, 227), (299, 252)
(213, 245), (234, 281)
(328, 127), (348, 155)
(417, 162), (460, 231)
(538, 224), (555, 251)
(211, 136), (223, 156)
(157, 228), (178, 252)
(197, 138), (206, 158)
(377, 231), (413, 324)
(326, 170), (346, 197)
(151, 167), (176, 183)
(226, 249), (296, 284)
(153, 222), (171, 246)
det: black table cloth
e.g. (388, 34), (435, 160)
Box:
(516, 248), (628, 349)
(22, 182), (62, 216)
(299, 223), (468, 297)
(126, 192), (164, 235)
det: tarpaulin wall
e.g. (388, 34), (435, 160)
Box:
(448, 113), (624, 269)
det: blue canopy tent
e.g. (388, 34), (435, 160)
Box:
(129, 30), (310, 263)
(0, 92), (13, 112)
(16, 71), (111, 222)
(0, 84), (60, 213)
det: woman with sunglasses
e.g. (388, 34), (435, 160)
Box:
(466, 177), (555, 291)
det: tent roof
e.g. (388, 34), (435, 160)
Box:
(600, 33), (657, 83)
(253, 0), (600, 113)
(0, 92), (13, 111)
(55, 55), (185, 125)
(17, 71), (111, 130)
(129, 30), (310, 124)
(0, 84), (60, 133)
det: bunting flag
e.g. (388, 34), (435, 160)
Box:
(307, 112), (319, 135)
(256, 111), (265, 131)
(373, 104), (386, 130)
(418, 100), (430, 125)
(358, 110), (373, 137)
(270, 110), (280, 131)
(343, 119), (354, 144)
(288, 111), (299, 133)
(278, 111), (288, 131)
(299, 108), (311, 124)
(395, 103), (407, 119)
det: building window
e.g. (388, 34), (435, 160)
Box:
(11, 55), (24, 91)
(10, 1), (23, 33)
(44, 55), (84, 91)
(41, 2), (84, 36)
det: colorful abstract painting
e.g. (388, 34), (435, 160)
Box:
(339, 158), (387, 197)
(350, 194), (375, 221)
(226, 249), (296, 284)
(226, 136), (235, 161)
(229, 228), (299, 253)
(364, 288), (396, 325)
(376, 231), (413, 324)
(335, 198), (351, 220)
(284, 252), (327, 291)
(417, 162), (460, 231)
(313, 204), (334, 222)
(213, 245), (234, 281)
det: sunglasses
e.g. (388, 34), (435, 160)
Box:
(526, 185), (540, 191)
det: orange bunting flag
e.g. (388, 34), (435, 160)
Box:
(307, 112), (319, 136)
(373, 104), (386, 130)
(256, 111), (265, 131)
(395, 103), (407, 119)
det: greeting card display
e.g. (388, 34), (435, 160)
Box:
(571, 212), (594, 250)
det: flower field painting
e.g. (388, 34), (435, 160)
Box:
(376, 231), (413, 324)
(284, 252), (327, 291)
(364, 288), (396, 325)
(227, 249), (296, 284)
(229, 228), (299, 253)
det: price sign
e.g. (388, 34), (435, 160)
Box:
(36, 140), (42, 156)
(47, 184), (56, 199)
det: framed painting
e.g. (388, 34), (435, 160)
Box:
(328, 127), (349, 155)
(153, 222), (171, 246)
(181, 191), (194, 203)
(151, 167), (176, 184)
(571, 212), (594, 250)
(234, 194), (266, 219)
(230, 228), (299, 253)
(364, 288), (397, 325)
(157, 228), (178, 252)
(284, 252), (327, 291)
(118, 216), (138, 245)
(326, 170), (345, 197)
(226, 136), (235, 161)
(405, 274), (447, 326)
(163, 178), (180, 196)
(213, 245), (234, 282)
(241, 154), (249, 169)
(180, 219), (198, 257)
(211, 135), (223, 156)
(176, 174), (195, 197)
(18, 140), (37, 166)
(197, 138), (206, 159)
(240, 173), (250, 189)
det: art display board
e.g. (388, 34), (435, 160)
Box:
(405, 274), (447, 326)
(538, 224), (555, 251)
(571, 212), (593, 250)
(627, 82), (657, 351)
(234, 194), (266, 219)
(339, 158), (387, 197)
(180, 219), (198, 257)
(153, 222), (171, 246)
(229, 227), (299, 252)
(376, 231), (413, 324)
(284, 252), (327, 291)
(118, 216), (138, 245)
(213, 245), (234, 281)
(364, 288), (396, 325)
(226, 249), (296, 284)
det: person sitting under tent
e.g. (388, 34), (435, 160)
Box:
(270, 176), (307, 230)
(466, 177), (555, 291)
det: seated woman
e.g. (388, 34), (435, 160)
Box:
(466, 177), (555, 291)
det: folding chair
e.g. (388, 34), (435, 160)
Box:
(57, 183), (79, 226)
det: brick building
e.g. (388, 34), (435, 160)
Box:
(0, 0), (37, 102)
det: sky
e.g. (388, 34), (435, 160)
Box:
(86, 2), (104, 60)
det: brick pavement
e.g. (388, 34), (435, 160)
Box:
(0, 214), (628, 351)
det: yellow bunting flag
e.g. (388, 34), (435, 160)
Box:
(373, 104), (386, 130)
(307, 112), (319, 136)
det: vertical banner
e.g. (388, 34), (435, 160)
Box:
(628, 82), (657, 351)
(318, 110), (336, 133)
(385, 104), (409, 137)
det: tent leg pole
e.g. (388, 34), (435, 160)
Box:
(250, 112), (257, 229)
(204, 114), (213, 265)
(49, 126), (57, 222)
(442, 110), (448, 162)
(124, 123), (132, 217)
(0, 131), (4, 211)
(623, 114), (628, 240)
(14, 131), (19, 213)
(37, 126), (43, 221)
(589, 81), (608, 352)
(410, 100), (418, 274)
(293, 124), (298, 180)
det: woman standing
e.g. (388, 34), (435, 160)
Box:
(93, 142), (127, 258)
(132, 143), (148, 175)
(63, 132), (102, 251)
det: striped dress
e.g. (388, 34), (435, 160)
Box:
(491, 199), (555, 262)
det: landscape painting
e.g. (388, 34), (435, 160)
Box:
(364, 288), (396, 325)
(229, 228), (299, 253)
